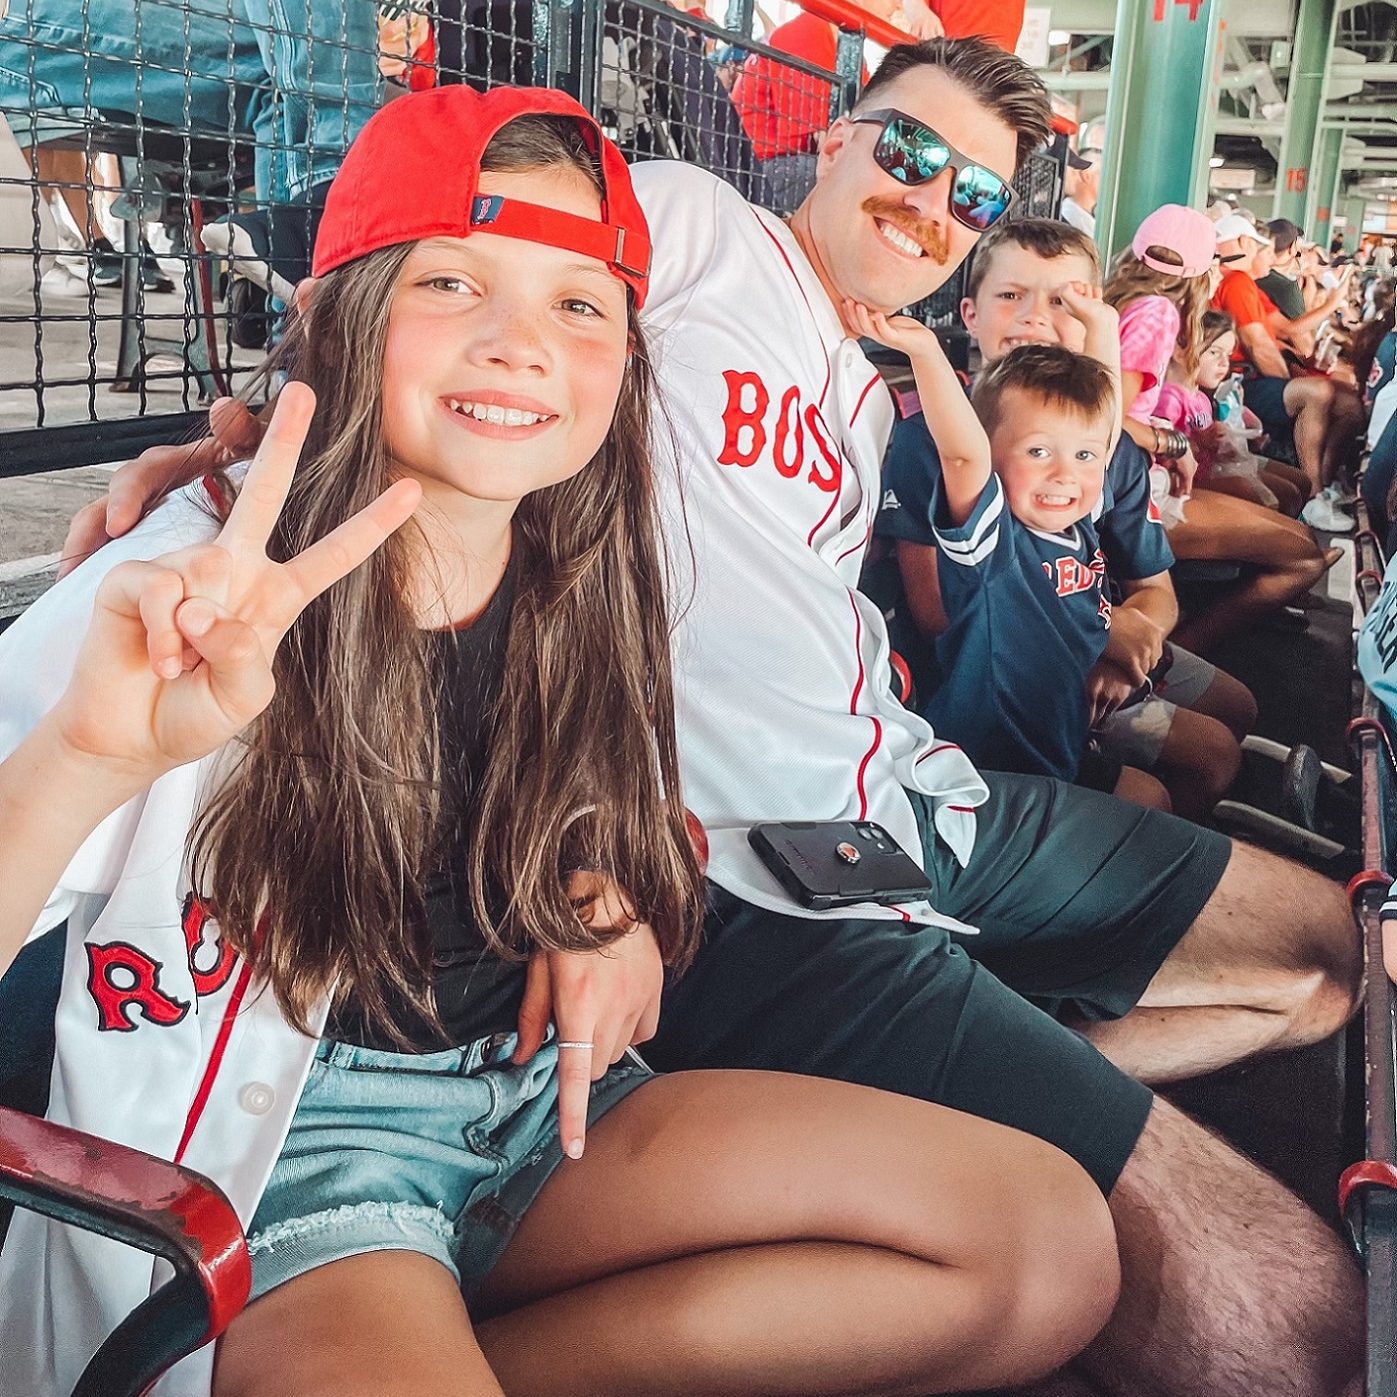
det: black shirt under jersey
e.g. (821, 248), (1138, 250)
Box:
(327, 555), (525, 1052)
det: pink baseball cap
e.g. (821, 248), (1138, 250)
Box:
(1131, 204), (1217, 280)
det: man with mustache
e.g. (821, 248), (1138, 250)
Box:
(64, 37), (1362, 1397)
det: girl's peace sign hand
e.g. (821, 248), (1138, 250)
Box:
(51, 383), (421, 783)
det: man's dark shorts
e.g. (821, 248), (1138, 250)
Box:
(647, 772), (1232, 1196)
(1242, 374), (1296, 449)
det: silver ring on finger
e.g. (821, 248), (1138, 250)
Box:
(556, 1040), (594, 1050)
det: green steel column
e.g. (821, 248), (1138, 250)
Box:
(1343, 194), (1367, 252)
(1096, 0), (1227, 264)
(1272, 0), (1337, 224)
(1308, 124), (1342, 246)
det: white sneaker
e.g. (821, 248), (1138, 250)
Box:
(38, 262), (91, 298)
(1300, 494), (1356, 533)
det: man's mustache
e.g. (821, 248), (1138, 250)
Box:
(863, 197), (951, 266)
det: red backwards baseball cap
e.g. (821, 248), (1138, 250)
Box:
(312, 85), (653, 308)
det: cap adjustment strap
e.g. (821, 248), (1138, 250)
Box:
(469, 194), (651, 291)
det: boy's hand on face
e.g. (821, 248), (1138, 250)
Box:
(1057, 283), (1119, 344)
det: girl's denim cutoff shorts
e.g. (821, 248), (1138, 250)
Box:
(245, 1031), (652, 1303)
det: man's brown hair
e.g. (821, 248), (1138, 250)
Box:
(971, 343), (1115, 435)
(964, 218), (1102, 301)
(856, 37), (1052, 170)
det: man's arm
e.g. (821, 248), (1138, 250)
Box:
(1238, 321), (1291, 379)
(845, 303), (990, 526)
(895, 538), (949, 638)
(1104, 571), (1175, 685)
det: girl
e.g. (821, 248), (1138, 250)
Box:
(0, 86), (1117, 1397)
(1105, 206), (1340, 654)
(1157, 310), (1311, 516)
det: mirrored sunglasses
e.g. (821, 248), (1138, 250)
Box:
(850, 108), (1017, 233)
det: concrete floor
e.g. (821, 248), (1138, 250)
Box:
(0, 263), (257, 568)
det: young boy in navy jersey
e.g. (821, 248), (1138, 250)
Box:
(848, 294), (1151, 795)
(873, 219), (1254, 818)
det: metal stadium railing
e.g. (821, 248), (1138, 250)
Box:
(0, 0), (1064, 475)
(1347, 505), (1397, 1397)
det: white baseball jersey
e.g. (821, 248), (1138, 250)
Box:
(0, 490), (322, 1397)
(634, 161), (987, 930)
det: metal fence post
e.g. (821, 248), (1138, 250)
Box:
(832, 26), (863, 121)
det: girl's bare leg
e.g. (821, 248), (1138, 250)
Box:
(1260, 460), (1312, 511)
(212, 1251), (505, 1397)
(476, 1070), (1120, 1397)
(1168, 489), (1329, 654)
(1198, 473), (1279, 511)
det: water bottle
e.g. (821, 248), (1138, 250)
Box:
(1215, 376), (1243, 424)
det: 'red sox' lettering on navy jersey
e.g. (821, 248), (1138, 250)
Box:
(928, 472), (1113, 782)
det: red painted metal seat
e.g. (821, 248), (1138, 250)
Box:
(0, 1106), (250, 1397)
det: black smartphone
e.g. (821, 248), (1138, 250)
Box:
(747, 820), (933, 911)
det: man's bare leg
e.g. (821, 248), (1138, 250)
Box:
(1008, 1097), (1360, 1397)
(1079, 841), (1359, 1083)
(1083, 1098), (1361, 1397)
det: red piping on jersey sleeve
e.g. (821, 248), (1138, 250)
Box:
(849, 371), (886, 428)
(847, 593), (883, 821)
(918, 742), (963, 762)
(835, 518), (875, 567)
(947, 805), (976, 813)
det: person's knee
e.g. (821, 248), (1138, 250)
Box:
(958, 1145), (1120, 1386)
(1276, 864), (1361, 1034)
(1114, 766), (1171, 813)
(1191, 718), (1242, 806)
(1204, 672), (1258, 739)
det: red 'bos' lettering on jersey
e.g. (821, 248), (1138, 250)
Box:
(182, 893), (238, 998)
(85, 895), (238, 1031)
(86, 943), (191, 1032)
(717, 369), (840, 493)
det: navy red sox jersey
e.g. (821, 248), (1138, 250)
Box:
(928, 471), (1113, 781)
(878, 405), (1173, 581)
(632, 161), (986, 927)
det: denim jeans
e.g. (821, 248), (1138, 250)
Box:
(0, 0), (379, 202)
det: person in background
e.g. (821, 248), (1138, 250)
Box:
(1059, 147), (1100, 238)
(927, 0), (1025, 49)
(1258, 219), (1312, 323)
(1157, 309), (1311, 516)
(1212, 212), (1364, 521)
(729, 0), (942, 211)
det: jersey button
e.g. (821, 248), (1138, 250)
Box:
(239, 1083), (276, 1115)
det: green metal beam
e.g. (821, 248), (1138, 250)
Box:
(1273, 0), (1337, 223)
(1095, 0), (1226, 265)
(1342, 194), (1367, 252)
(1309, 124), (1342, 246)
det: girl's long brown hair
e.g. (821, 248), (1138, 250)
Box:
(1103, 248), (1212, 378)
(191, 116), (704, 1039)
